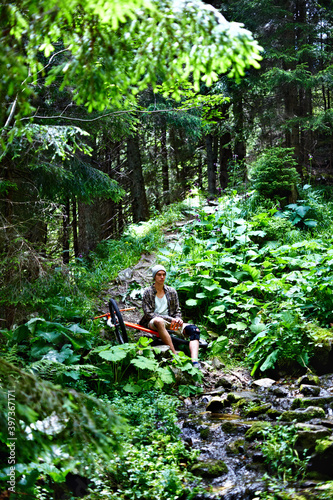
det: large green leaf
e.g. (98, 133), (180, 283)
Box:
(260, 349), (280, 372)
(99, 347), (128, 362)
(131, 356), (159, 371)
(186, 299), (198, 306)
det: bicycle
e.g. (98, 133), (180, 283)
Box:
(94, 298), (208, 350)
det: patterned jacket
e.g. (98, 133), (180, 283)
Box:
(139, 284), (182, 328)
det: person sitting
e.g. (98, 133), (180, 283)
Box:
(139, 264), (201, 368)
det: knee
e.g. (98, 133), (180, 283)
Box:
(154, 317), (165, 328)
(184, 324), (200, 341)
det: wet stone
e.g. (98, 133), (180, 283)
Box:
(252, 378), (276, 388)
(244, 421), (271, 440)
(206, 396), (230, 412)
(199, 426), (210, 440)
(295, 423), (332, 451)
(243, 403), (272, 418)
(300, 384), (321, 396)
(227, 391), (261, 404)
(215, 376), (233, 389)
(221, 420), (253, 434)
(297, 374), (320, 386)
(291, 396), (333, 409)
(226, 437), (245, 454)
(281, 406), (326, 422)
(191, 458), (228, 478)
(269, 385), (289, 397)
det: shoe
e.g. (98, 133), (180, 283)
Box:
(192, 361), (202, 369)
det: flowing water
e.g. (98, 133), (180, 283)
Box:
(177, 370), (333, 499)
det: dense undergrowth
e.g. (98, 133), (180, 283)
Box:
(2, 180), (333, 498)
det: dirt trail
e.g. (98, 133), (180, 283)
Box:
(98, 220), (190, 326)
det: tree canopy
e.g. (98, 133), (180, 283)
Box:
(1, 0), (262, 127)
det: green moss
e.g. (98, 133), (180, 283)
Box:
(243, 403), (271, 417)
(191, 459), (228, 478)
(282, 406), (325, 422)
(315, 438), (333, 454)
(199, 426), (210, 439)
(244, 422), (271, 440)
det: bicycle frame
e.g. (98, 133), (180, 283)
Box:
(94, 310), (163, 339)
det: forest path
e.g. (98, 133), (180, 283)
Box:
(98, 219), (190, 326)
(97, 216), (252, 391)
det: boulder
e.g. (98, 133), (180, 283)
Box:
(299, 384), (320, 397)
(191, 459), (228, 478)
(281, 406), (326, 423)
(309, 437), (333, 478)
(295, 423), (332, 451)
(206, 396), (231, 412)
(252, 378), (276, 388)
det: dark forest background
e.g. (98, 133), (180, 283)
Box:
(1, 0), (333, 326)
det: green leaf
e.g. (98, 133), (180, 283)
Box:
(227, 322), (247, 331)
(260, 350), (280, 372)
(186, 299), (198, 306)
(99, 347), (128, 362)
(157, 367), (175, 384)
(67, 324), (90, 334)
(304, 219), (317, 228)
(131, 356), (159, 371)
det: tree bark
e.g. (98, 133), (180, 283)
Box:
(206, 134), (216, 195)
(161, 126), (170, 204)
(219, 133), (232, 189)
(127, 133), (149, 223)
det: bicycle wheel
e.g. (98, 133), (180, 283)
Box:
(108, 299), (128, 344)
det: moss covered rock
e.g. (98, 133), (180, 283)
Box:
(244, 421), (271, 440)
(282, 406), (326, 422)
(191, 459), (228, 478)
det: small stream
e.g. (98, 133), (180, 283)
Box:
(177, 368), (333, 499)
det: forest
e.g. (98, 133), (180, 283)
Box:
(1, 0), (333, 499)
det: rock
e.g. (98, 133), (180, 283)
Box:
(227, 391), (261, 404)
(221, 420), (253, 434)
(295, 423), (332, 451)
(170, 366), (193, 385)
(206, 396), (230, 412)
(309, 437), (333, 478)
(215, 375), (233, 389)
(117, 267), (133, 282)
(252, 378), (276, 388)
(300, 384), (321, 396)
(243, 403), (272, 418)
(226, 437), (245, 454)
(191, 459), (228, 478)
(211, 357), (225, 370)
(269, 386), (289, 397)
(291, 396), (333, 409)
(244, 422), (271, 440)
(199, 426), (210, 439)
(309, 327), (333, 375)
(297, 374), (320, 386)
(183, 397), (193, 406)
(281, 406), (326, 422)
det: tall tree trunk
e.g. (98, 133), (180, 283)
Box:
(206, 134), (216, 195)
(219, 132), (232, 189)
(161, 126), (170, 205)
(72, 196), (79, 258)
(62, 198), (70, 264)
(127, 133), (149, 223)
(233, 95), (246, 162)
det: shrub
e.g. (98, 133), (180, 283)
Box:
(250, 147), (300, 203)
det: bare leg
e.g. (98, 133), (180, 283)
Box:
(152, 317), (177, 355)
(189, 339), (199, 362)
